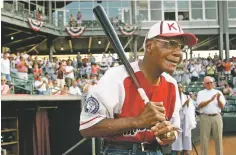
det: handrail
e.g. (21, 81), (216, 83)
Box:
(2, 2), (138, 31)
(10, 75), (35, 95)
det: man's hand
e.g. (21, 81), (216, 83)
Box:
(183, 98), (190, 107)
(150, 121), (176, 145)
(211, 94), (218, 101)
(135, 102), (166, 128)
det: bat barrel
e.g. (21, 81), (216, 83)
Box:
(93, 5), (141, 88)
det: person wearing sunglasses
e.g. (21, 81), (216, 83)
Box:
(196, 76), (226, 155)
(80, 21), (197, 155)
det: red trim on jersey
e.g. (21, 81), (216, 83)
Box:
(80, 115), (102, 126)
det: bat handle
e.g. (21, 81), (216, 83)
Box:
(137, 88), (150, 104)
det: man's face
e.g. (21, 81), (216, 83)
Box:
(203, 78), (214, 90)
(145, 36), (183, 73)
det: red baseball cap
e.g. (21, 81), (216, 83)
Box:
(144, 21), (198, 48)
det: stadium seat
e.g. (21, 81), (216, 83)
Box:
(222, 105), (236, 114)
(231, 95), (236, 100)
(225, 95), (232, 100)
(196, 87), (202, 92)
(226, 100), (236, 106)
(187, 87), (197, 92)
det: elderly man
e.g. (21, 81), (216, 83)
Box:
(34, 75), (47, 95)
(196, 76), (226, 155)
(69, 81), (82, 96)
(80, 20), (197, 155)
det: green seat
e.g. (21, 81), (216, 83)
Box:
(187, 87), (197, 92)
(225, 95), (232, 100)
(231, 95), (236, 100)
(222, 105), (235, 113)
(226, 100), (236, 106)
(196, 87), (203, 92)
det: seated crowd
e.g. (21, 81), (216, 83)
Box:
(1, 51), (236, 97)
(1, 51), (116, 96)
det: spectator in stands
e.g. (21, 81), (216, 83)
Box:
(46, 58), (56, 80)
(222, 83), (234, 96)
(100, 54), (108, 75)
(42, 72), (50, 84)
(55, 62), (65, 88)
(69, 81), (82, 96)
(85, 63), (91, 79)
(34, 75), (47, 95)
(65, 60), (75, 87)
(72, 58), (77, 68)
(1, 53), (11, 82)
(216, 60), (224, 83)
(107, 53), (114, 68)
(206, 63), (215, 77)
(91, 63), (99, 77)
(189, 61), (199, 82)
(33, 64), (42, 80)
(182, 66), (191, 85)
(27, 55), (34, 74)
(76, 52), (82, 69)
(224, 59), (231, 76)
(1, 77), (10, 95)
(33, 55), (39, 67)
(89, 53), (96, 64)
(83, 79), (97, 94)
(50, 80), (61, 95)
(17, 56), (29, 81)
(172, 83), (196, 155)
(196, 76), (226, 155)
(231, 67), (236, 87)
(70, 14), (76, 27)
(199, 65), (206, 81)
(61, 85), (69, 95)
(77, 11), (82, 26)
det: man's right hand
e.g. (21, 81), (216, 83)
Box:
(135, 102), (166, 128)
(210, 94), (218, 101)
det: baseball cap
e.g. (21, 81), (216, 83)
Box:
(143, 21), (198, 49)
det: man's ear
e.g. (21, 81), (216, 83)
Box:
(145, 40), (152, 54)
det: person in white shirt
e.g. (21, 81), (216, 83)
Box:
(1, 53), (11, 82)
(69, 81), (82, 96)
(34, 75), (47, 95)
(172, 83), (196, 155)
(196, 76), (226, 155)
(50, 80), (61, 95)
(65, 60), (75, 87)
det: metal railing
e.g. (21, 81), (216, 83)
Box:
(2, 2), (139, 32)
(10, 74), (35, 95)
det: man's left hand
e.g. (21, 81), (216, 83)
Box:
(158, 133), (176, 145)
(151, 121), (176, 145)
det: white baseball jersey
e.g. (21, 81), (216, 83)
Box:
(80, 61), (181, 142)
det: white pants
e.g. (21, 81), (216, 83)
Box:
(172, 112), (192, 151)
(57, 79), (65, 88)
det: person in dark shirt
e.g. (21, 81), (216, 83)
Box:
(216, 60), (224, 86)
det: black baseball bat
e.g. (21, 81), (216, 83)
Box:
(93, 5), (149, 104)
